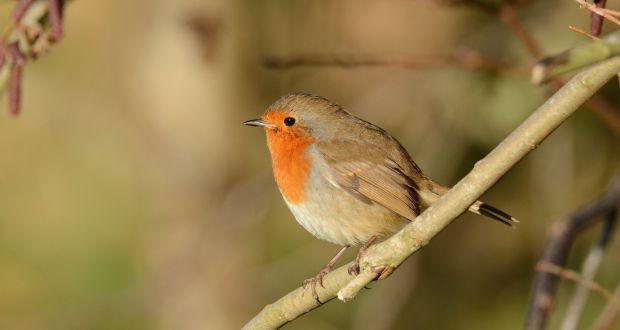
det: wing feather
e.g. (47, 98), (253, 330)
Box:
(317, 141), (420, 220)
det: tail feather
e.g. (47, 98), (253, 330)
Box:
(422, 181), (518, 227)
(469, 201), (518, 227)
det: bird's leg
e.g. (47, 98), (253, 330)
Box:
(303, 245), (349, 303)
(348, 236), (378, 275)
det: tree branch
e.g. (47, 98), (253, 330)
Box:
(561, 209), (616, 330)
(263, 50), (520, 73)
(532, 30), (620, 85)
(0, 0), (68, 115)
(243, 54), (620, 330)
(592, 281), (620, 329)
(525, 175), (620, 330)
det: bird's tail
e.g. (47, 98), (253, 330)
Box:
(468, 200), (518, 226)
(419, 181), (518, 227)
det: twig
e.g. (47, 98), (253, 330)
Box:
(47, 0), (64, 41)
(6, 43), (25, 115)
(590, 0), (607, 36)
(525, 174), (620, 330)
(263, 50), (521, 73)
(585, 95), (620, 136)
(243, 55), (620, 330)
(535, 262), (612, 300)
(569, 25), (601, 41)
(500, 3), (541, 58)
(575, 0), (620, 27)
(561, 209), (616, 330)
(531, 30), (620, 85)
(592, 283), (620, 329)
(0, 0), (68, 115)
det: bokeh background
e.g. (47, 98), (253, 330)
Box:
(0, 0), (619, 329)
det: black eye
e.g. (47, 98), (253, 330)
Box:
(284, 117), (296, 126)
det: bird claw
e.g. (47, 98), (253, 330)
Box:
(302, 266), (332, 304)
(347, 262), (360, 275)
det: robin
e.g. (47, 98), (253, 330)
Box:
(244, 93), (516, 302)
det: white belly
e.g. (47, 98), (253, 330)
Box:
(283, 163), (409, 246)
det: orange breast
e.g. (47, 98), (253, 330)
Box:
(266, 127), (314, 204)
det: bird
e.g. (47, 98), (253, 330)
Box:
(244, 92), (517, 302)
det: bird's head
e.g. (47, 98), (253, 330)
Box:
(243, 93), (350, 146)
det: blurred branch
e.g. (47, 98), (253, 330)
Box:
(244, 55), (620, 330)
(500, 3), (541, 58)
(499, 6), (620, 136)
(0, 0), (67, 116)
(590, 0), (608, 36)
(584, 96), (620, 137)
(525, 174), (620, 330)
(560, 209), (616, 330)
(264, 50), (522, 73)
(531, 30), (620, 85)
(535, 262), (612, 300)
(592, 282), (620, 329)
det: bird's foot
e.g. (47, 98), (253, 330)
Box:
(302, 264), (333, 304)
(347, 255), (365, 275)
(348, 236), (378, 275)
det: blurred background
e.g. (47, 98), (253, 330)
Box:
(0, 0), (618, 329)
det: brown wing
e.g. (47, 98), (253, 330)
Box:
(317, 140), (420, 220)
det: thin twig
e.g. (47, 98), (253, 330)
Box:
(47, 0), (63, 40)
(535, 262), (612, 300)
(7, 42), (25, 116)
(244, 55), (620, 330)
(569, 25), (601, 41)
(525, 174), (620, 330)
(0, 0), (68, 115)
(576, 0), (620, 27)
(264, 50), (520, 73)
(12, 0), (35, 22)
(531, 31), (620, 85)
(560, 210), (616, 330)
(592, 283), (620, 329)
(585, 96), (620, 136)
(499, 3), (541, 58)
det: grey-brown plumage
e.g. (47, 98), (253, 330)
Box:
(244, 92), (517, 301)
(247, 92), (517, 247)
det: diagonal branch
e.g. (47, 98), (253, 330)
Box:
(243, 54), (620, 330)
(531, 30), (620, 85)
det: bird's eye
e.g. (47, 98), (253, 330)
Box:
(284, 117), (296, 126)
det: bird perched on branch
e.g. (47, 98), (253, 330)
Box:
(244, 93), (517, 302)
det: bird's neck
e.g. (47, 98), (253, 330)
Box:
(266, 131), (314, 204)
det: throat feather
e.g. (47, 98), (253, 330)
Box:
(267, 131), (313, 204)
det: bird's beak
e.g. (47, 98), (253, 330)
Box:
(243, 118), (276, 129)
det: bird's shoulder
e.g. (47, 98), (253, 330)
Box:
(313, 118), (424, 220)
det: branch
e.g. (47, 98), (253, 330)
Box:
(576, 0), (620, 27)
(532, 30), (620, 84)
(592, 282), (620, 329)
(525, 175), (620, 330)
(0, 0), (67, 115)
(500, 3), (542, 58)
(561, 210), (616, 330)
(243, 54), (620, 330)
(534, 262), (612, 300)
(590, 0), (607, 36)
(263, 50), (521, 73)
